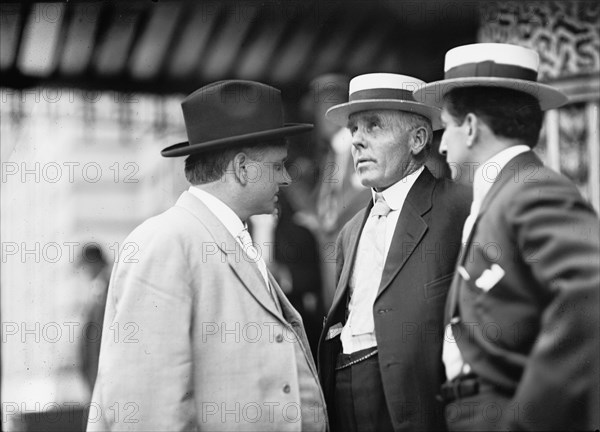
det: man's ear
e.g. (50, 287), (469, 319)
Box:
(464, 113), (479, 148)
(232, 152), (248, 185)
(410, 126), (429, 155)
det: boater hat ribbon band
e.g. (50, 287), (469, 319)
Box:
(445, 61), (538, 81)
(350, 88), (415, 102)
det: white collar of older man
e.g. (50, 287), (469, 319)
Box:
(325, 73), (442, 130)
(413, 43), (567, 111)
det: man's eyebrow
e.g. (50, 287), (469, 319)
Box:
(364, 114), (382, 123)
(347, 119), (356, 129)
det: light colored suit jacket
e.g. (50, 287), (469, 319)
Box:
(88, 191), (327, 431)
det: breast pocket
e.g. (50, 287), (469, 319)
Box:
(423, 273), (454, 302)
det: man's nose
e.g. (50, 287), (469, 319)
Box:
(351, 129), (366, 149)
(439, 136), (448, 156)
(280, 166), (292, 187)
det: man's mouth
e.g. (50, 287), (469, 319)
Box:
(356, 158), (375, 167)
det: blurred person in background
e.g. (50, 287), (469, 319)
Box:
(76, 243), (110, 392)
(319, 73), (471, 432)
(414, 42), (600, 431)
(272, 74), (372, 356)
(273, 179), (325, 360)
(306, 74), (371, 308)
(88, 80), (327, 431)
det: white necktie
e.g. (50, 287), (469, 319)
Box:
(237, 228), (269, 287)
(346, 193), (392, 336)
(237, 228), (282, 314)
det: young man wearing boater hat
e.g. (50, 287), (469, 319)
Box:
(318, 73), (471, 432)
(88, 81), (327, 431)
(414, 43), (600, 431)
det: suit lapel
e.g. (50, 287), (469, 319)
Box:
(377, 169), (433, 298)
(444, 151), (543, 321)
(328, 206), (370, 323)
(175, 191), (282, 319)
(444, 222), (477, 322)
(269, 273), (319, 373)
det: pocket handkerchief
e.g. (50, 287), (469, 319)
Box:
(326, 323), (343, 340)
(475, 264), (505, 292)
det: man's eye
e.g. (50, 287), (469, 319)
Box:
(369, 122), (379, 130)
(349, 126), (358, 135)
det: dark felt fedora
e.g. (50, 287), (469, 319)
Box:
(161, 80), (313, 157)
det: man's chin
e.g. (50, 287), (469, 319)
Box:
(356, 175), (376, 189)
(254, 205), (277, 217)
(448, 162), (475, 185)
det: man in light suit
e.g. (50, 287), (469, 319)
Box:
(88, 81), (327, 431)
(414, 43), (600, 431)
(318, 73), (471, 432)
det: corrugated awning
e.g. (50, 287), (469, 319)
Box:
(0, 0), (479, 95)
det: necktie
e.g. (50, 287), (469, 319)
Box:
(237, 228), (269, 287)
(237, 228), (281, 312)
(345, 193), (392, 337)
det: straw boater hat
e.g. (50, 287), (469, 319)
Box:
(413, 43), (568, 111)
(325, 73), (442, 130)
(162, 80), (313, 157)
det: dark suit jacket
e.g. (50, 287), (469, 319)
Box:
(446, 151), (600, 430)
(318, 168), (471, 431)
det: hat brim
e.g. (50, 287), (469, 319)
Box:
(325, 100), (442, 130)
(161, 123), (313, 157)
(413, 78), (568, 111)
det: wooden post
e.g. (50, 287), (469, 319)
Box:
(586, 102), (600, 212)
(545, 109), (561, 172)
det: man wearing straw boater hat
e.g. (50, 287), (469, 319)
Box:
(318, 73), (471, 431)
(414, 43), (600, 431)
(88, 80), (327, 431)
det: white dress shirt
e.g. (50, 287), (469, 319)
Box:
(341, 167), (424, 354)
(443, 145), (530, 381)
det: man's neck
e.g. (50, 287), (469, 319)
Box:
(193, 182), (247, 222)
(475, 136), (526, 167)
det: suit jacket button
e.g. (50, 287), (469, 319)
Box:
(283, 384), (291, 393)
(276, 334), (284, 343)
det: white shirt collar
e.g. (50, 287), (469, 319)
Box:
(371, 166), (424, 211)
(473, 145), (530, 206)
(188, 186), (245, 238)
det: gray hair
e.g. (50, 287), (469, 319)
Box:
(382, 110), (432, 165)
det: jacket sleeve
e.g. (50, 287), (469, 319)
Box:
(505, 176), (600, 431)
(88, 224), (197, 431)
